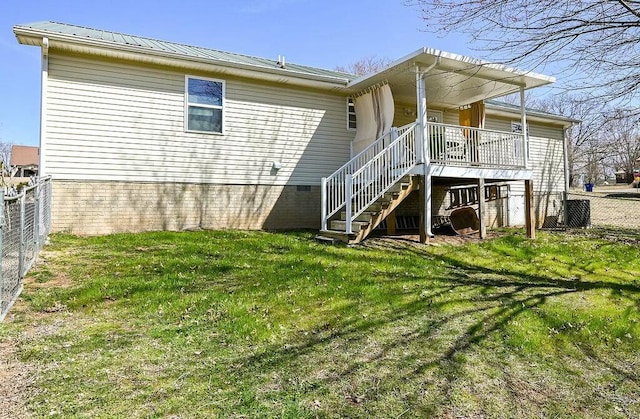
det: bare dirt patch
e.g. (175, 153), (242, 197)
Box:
(0, 321), (34, 418)
(363, 230), (504, 249)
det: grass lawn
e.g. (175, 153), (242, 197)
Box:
(2, 229), (640, 417)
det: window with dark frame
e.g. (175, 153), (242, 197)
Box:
(347, 98), (356, 130)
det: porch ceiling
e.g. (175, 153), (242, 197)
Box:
(346, 48), (555, 108)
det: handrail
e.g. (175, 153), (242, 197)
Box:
(321, 122), (417, 228)
(346, 125), (418, 227)
(326, 121), (416, 185)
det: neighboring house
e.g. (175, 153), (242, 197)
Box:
(14, 21), (576, 241)
(10, 145), (39, 178)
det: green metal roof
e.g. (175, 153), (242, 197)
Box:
(14, 21), (355, 84)
(485, 99), (580, 125)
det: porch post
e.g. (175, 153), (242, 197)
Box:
(416, 66), (432, 242)
(520, 86), (529, 169)
(477, 178), (486, 239)
(525, 179), (536, 239)
(415, 67), (426, 165)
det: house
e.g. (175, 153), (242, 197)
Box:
(10, 145), (39, 178)
(14, 21), (576, 241)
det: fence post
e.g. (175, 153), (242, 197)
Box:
(0, 193), (4, 317)
(34, 182), (41, 251)
(18, 191), (25, 279)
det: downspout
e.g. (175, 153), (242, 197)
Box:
(416, 57), (440, 240)
(562, 123), (573, 193)
(39, 37), (49, 177)
(562, 121), (575, 227)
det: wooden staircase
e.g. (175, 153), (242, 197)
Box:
(319, 175), (419, 244)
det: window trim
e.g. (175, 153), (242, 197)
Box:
(184, 75), (225, 135)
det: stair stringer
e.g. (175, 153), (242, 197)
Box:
(349, 175), (419, 244)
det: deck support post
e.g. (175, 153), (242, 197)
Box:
(477, 178), (486, 239)
(419, 174), (432, 243)
(525, 179), (536, 239)
(387, 210), (397, 236)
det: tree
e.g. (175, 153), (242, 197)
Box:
(335, 56), (393, 76)
(409, 0), (640, 114)
(538, 94), (609, 185)
(603, 111), (640, 182)
(0, 140), (11, 177)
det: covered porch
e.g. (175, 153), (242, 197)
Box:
(346, 47), (554, 172)
(320, 48), (554, 243)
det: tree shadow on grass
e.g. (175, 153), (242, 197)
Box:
(232, 239), (640, 416)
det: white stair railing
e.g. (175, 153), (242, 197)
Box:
(321, 122), (417, 231)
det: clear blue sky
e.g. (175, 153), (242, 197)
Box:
(0, 0), (479, 147)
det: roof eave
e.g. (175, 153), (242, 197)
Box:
(14, 26), (351, 91)
(485, 102), (580, 128)
(347, 47), (555, 92)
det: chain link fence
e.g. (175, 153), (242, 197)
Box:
(0, 177), (52, 321)
(546, 188), (640, 230)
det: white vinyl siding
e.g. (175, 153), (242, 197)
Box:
(44, 54), (354, 185)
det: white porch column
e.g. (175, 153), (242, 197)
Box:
(416, 65), (433, 242)
(520, 86), (529, 169)
(415, 67), (427, 164)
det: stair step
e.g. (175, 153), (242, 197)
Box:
(339, 211), (377, 221)
(318, 230), (353, 243)
(315, 235), (340, 244)
(387, 183), (408, 193)
(330, 220), (369, 232)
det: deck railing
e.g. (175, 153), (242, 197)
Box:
(321, 122), (416, 230)
(428, 122), (525, 168)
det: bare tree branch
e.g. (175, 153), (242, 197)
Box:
(408, 0), (640, 114)
(335, 56), (393, 76)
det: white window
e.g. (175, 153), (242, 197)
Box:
(427, 109), (443, 123)
(511, 121), (529, 135)
(347, 98), (356, 130)
(185, 76), (225, 134)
